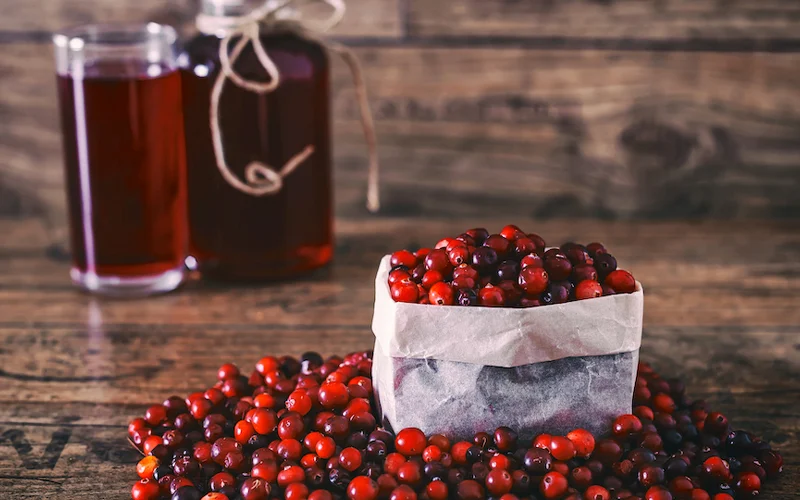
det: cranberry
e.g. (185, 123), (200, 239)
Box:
(429, 282), (455, 306)
(448, 246), (470, 267)
(566, 429), (596, 458)
(585, 485), (610, 500)
(486, 469), (513, 496)
(605, 269), (636, 293)
(390, 484), (418, 500)
(520, 253), (544, 269)
(544, 254), (573, 281)
(586, 242), (606, 257)
(701, 457), (732, 483)
(427, 480), (448, 500)
(572, 263), (598, 283)
(568, 466), (592, 490)
(523, 448), (553, 475)
(397, 461), (423, 485)
(466, 228), (490, 244)
(594, 253), (617, 277)
(478, 284), (506, 306)
(144, 405), (167, 426)
(575, 280), (603, 300)
(518, 267), (549, 296)
(644, 486), (672, 500)
(735, 472), (761, 495)
(638, 465), (665, 488)
(396, 428), (427, 456)
(593, 439), (623, 465)
(457, 288), (478, 306)
(613, 414), (643, 437)
(484, 234), (511, 256)
(391, 250), (418, 269)
(456, 479), (485, 499)
(391, 281), (419, 303)
(132, 478), (160, 500)
(652, 393), (677, 414)
(495, 260), (520, 282)
(540, 471), (569, 498)
(547, 282), (571, 304)
(549, 436), (576, 461)
(500, 224), (523, 240)
(472, 246), (499, 270)
(494, 427), (518, 451)
(760, 449), (783, 477)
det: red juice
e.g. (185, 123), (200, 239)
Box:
(56, 63), (187, 282)
(181, 33), (333, 281)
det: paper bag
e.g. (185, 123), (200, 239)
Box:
(371, 255), (643, 440)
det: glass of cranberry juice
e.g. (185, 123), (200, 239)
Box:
(53, 24), (188, 296)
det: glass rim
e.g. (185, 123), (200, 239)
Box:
(53, 22), (178, 50)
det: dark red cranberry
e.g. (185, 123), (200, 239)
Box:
(492, 427), (518, 451)
(544, 255), (572, 281)
(547, 282), (571, 304)
(563, 246), (590, 265)
(523, 448), (553, 475)
(472, 246), (499, 270)
(638, 465), (665, 488)
(483, 234), (511, 258)
(759, 449), (783, 477)
(495, 260), (520, 282)
(568, 466), (592, 490)
(171, 486), (201, 500)
(593, 253), (617, 277)
(466, 228), (490, 245)
(456, 479), (484, 500)
(640, 432), (664, 452)
(593, 439), (623, 465)
(572, 263), (598, 283)
(457, 288), (478, 306)
(586, 242), (606, 257)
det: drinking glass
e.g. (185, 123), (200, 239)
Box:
(53, 23), (188, 296)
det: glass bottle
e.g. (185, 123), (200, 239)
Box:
(180, 0), (332, 281)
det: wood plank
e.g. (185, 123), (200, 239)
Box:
(408, 0), (800, 41)
(0, 0), (402, 37)
(3, 44), (800, 227)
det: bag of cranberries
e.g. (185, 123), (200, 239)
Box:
(371, 243), (643, 440)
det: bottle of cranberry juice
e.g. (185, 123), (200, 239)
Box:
(181, 0), (333, 281)
(54, 23), (188, 296)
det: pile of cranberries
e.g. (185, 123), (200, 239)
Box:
(387, 225), (636, 306)
(128, 352), (782, 500)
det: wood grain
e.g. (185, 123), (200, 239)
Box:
(0, 0), (402, 38)
(0, 216), (798, 498)
(408, 0), (800, 41)
(2, 43), (800, 234)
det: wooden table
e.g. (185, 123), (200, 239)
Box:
(0, 216), (797, 498)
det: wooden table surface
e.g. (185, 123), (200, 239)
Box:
(0, 216), (798, 498)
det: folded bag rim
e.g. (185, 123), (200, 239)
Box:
(371, 255), (644, 368)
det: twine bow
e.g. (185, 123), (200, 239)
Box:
(200, 0), (380, 211)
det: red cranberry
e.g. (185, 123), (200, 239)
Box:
(448, 246), (470, 267)
(549, 436), (576, 461)
(575, 280), (603, 300)
(585, 485), (610, 500)
(735, 472), (761, 495)
(131, 478), (160, 500)
(500, 224), (523, 240)
(644, 486), (672, 500)
(347, 475), (380, 500)
(520, 253), (544, 269)
(427, 480), (448, 500)
(566, 428), (596, 458)
(389, 484), (417, 500)
(429, 282), (455, 306)
(424, 249), (451, 274)
(605, 269), (636, 293)
(613, 414), (643, 437)
(391, 281), (419, 303)
(540, 471), (569, 499)
(397, 461), (422, 485)
(396, 428), (427, 457)
(484, 234), (511, 257)
(391, 250), (418, 269)
(240, 478), (269, 500)
(701, 457), (732, 483)
(652, 393), (677, 414)
(486, 469), (514, 496)
(518, 267), (549, 296)
(479, 284), (506, 306)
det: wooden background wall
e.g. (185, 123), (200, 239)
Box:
(1, 0), (800, 244)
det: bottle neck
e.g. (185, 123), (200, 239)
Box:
(196, 0), (299, 37)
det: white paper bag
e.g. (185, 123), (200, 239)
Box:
(371, 255), (644, 439)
